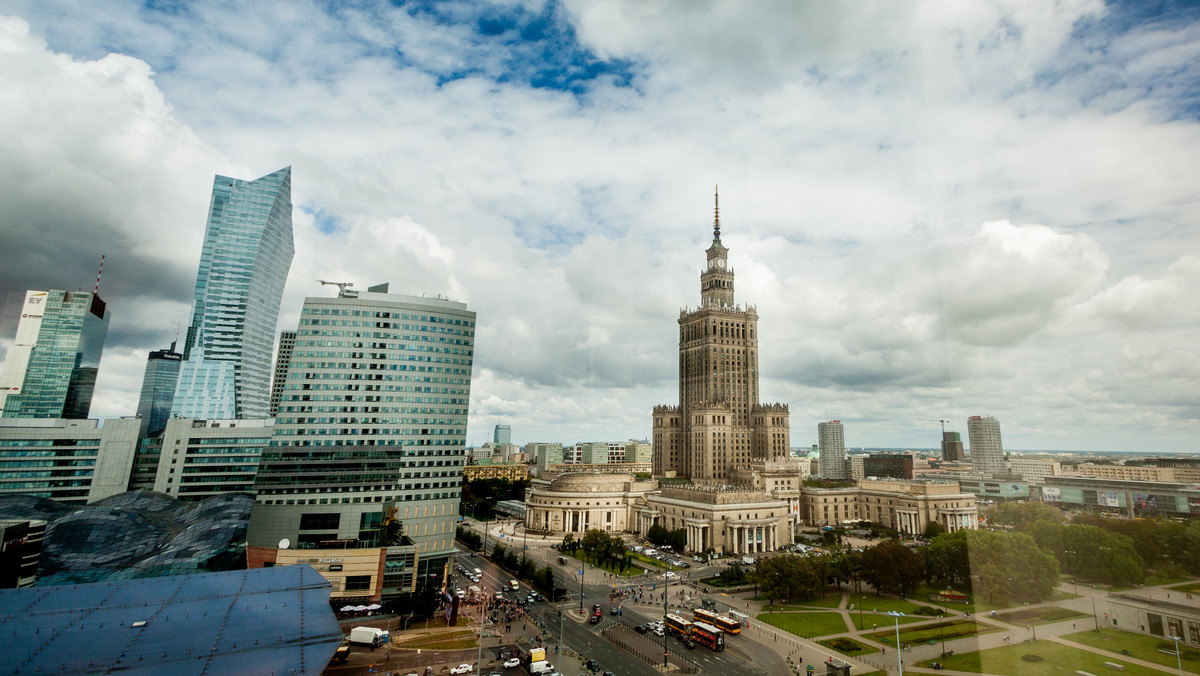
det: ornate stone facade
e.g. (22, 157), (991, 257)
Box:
(652, 192), (790, 482)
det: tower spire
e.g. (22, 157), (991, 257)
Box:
(713, 186), (720, 239)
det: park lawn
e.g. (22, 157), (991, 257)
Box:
(845, 593), (930, 615)
(566, 551), (645, 578)
(629, 552), (669, 570)
(993, 606), (1089, 626)
(916, 639), (1166, 676)
(1062, 628), (1200, 673)
(776, 594), (844, 610)
(1167, 580), (1200, 594)
(759, 611), (848, 638)
(868, 619), (1000, 646)
(818, 636), (880, 657)
(912, 583), (1025, 614)
(849, 613), (926, 631)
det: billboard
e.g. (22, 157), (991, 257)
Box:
(1098, 491), (1120, 508)
(1132, 494), (1158, 511)
(1041, 487), (1061, 502)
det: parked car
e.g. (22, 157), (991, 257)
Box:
(450, 665), (474, 675)
(502, 657), (521, 668)
(585, 659), (600, 672)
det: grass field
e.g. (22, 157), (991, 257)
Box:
(916, 640), (1166, 676)
(868, 619), (1000, 646)
(398, 629), (476, 650)
(1167, 580), (1200, 594)
(845, 593), (931, 615)
(818, 636), (880, 656)
(1062, 628), (1200, 672)
(759, 611), (848, 638)
(566, 550), (646, 577)
(771, 594), (844, 610)
(993, 605), (1088, 625)
(849, 612), (926, 631)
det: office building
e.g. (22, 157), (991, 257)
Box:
(172, 167), (294, 420)
(0, 418), (140, 504)
(967, 415), (1005, 477)
(135, 341), (182, 437)
(1040, 476), (1200, 518)
(493, 424), (511, 445)
(530, 442), (564, 473)
(578, 442), (609, 465)
(130, 417), (274, 500)
(269, 330), (296, 417)
(863, 453), (914, 480)
(818, 420), (847, 480)
(941, 431), (965, 461)
(652, 191), (790, 482)
(463, 464), (528, 482)
(624, 440), (652, 464)
(1007, 456), (1061, 485)
(0, 289), (110, 419)
(247, 284), (475, 601)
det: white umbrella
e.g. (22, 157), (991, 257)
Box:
(367, 603), (382, 610)
(339, 605), (356, 612)
(354, 605), (370, 611)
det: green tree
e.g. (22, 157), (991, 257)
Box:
(984, 501), (1060, 530)
(924, 521), (946, 539)
(861, 541), (925, 596)
(965, 530), (1059, 604)
(924, 530), (970, 585)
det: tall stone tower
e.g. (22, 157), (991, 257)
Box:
(653, 189), (790, 482)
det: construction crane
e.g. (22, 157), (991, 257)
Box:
(923, 418), (950, 435)
(317, 280), (356, 297)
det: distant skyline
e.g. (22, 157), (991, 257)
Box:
(0, 2), (1197, 452)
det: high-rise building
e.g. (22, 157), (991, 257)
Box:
(817, 420), (847, 480)
(967, 415), (1005, 477)
(135, 341), (182, 437)
(247, 284), (475, 600)
(530, 442), (564, 472)
(493, 424), (511, 445)
(268, 330), (296, 417)
(129, 417), (274, 500)
(172, 167), (294, 420)
(0, 418), (140, 503)
(941, 431), (965, 462)
(1, 290), (110, 419)
(623, 440), (652, 464)
(862, 453), (914, 480)
(652, 191), (790, 482)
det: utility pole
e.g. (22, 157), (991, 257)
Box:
(578, 564), (585, 615)
(558, 609), (564, 660)
(663, 564), (672, 668)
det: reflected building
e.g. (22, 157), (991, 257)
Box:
(0, 289), (109, 419)
(172, 167), (294, 420)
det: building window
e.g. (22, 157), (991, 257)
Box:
(300, 513), (340, 530)
(345, 575), (372, 591)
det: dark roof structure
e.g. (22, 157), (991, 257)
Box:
(0, 564), (343, 675)
(0, 491), (251, 585)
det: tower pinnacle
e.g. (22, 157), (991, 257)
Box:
(713, 186), (720, 239)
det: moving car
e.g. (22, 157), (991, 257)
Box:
(585, 658), (600, 672)
(449, 665), (474, 675)
(502, 657), (521, 668)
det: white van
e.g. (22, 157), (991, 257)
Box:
(348, 626), (387, 646)
(529, 660), (554, 674)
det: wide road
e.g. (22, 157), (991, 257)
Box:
(450, 527), (791, 676)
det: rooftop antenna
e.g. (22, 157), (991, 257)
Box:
(713, 186), (720, 239)
(93, 254), (106, 295)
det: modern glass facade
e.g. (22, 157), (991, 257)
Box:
(247, 285), (475, 597)
(172, 167), (294, 420)
(0, 289), (109, 419)
(135, 342), (182, 437)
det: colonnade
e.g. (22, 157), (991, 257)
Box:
(727, 522), (776, 555)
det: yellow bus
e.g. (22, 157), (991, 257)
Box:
(664, 613), (693, 636)
(692, 608), (741, 634)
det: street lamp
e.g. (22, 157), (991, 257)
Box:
(1169, 636), (1184, 676)
(663, 564), (673, 668)
(1091, 596), (1099, 631)
(887, 611), (904, 676)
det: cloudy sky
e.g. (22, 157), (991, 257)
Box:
(1, 1), (1197, 452)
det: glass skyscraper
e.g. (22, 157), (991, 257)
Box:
(247, 284), (475, 599)
(135, 341), (182, 437)
(0, 289), (110, 419)
(172, 167), (294, 420)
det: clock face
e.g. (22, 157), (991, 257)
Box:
(717, 259), (725, 269)
(708, 259), (715, 269)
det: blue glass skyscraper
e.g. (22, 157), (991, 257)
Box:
(135, 341), (182, 437)
(0, 289), (110, 419)
(172, 167), (294, 420)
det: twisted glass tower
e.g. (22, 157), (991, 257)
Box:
(172, 167), (294, 420)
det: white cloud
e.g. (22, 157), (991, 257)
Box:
(0, 3), (1197, 451)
